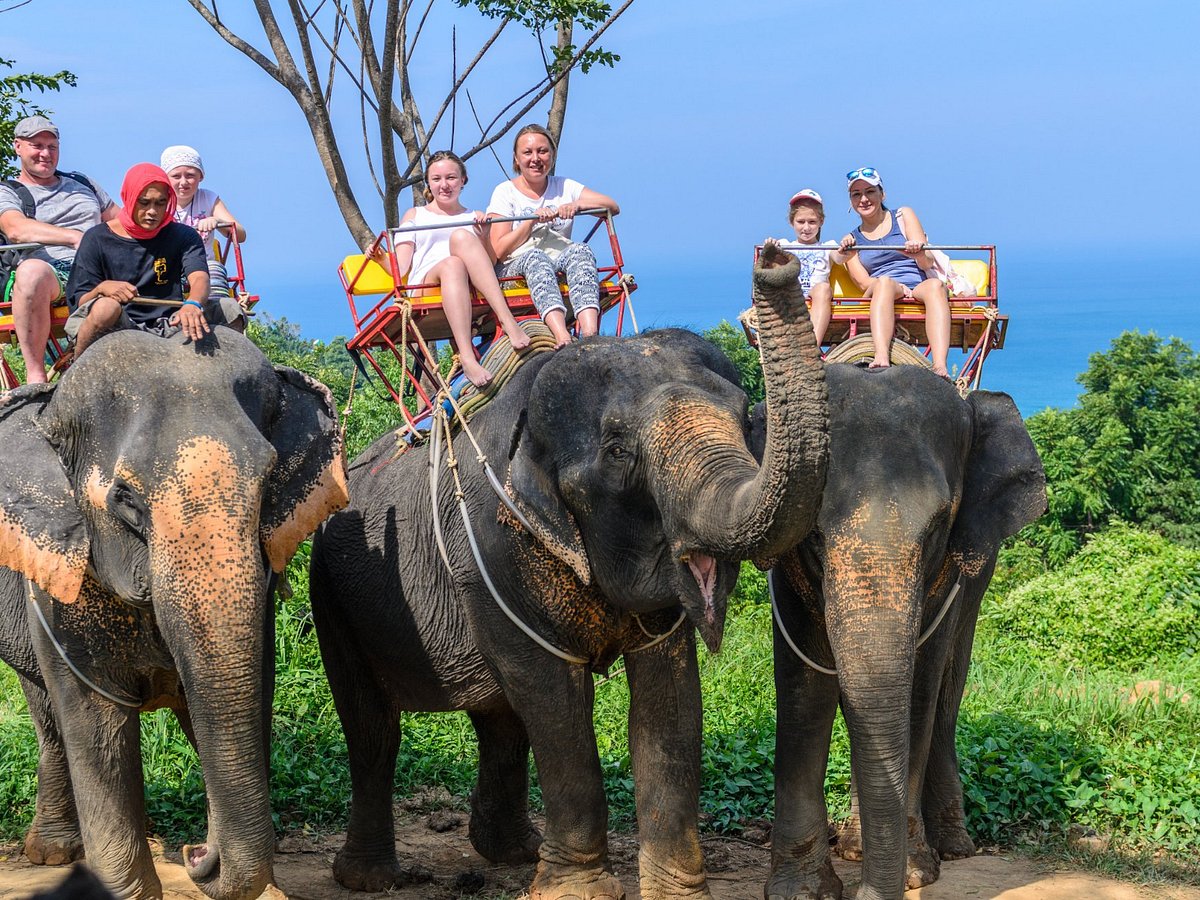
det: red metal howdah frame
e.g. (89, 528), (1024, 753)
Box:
(341, 211), (637, 433)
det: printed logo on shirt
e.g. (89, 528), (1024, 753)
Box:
(153, 258), (169, 285)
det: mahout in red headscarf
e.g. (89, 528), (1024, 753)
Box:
(117, 163), (177, 240)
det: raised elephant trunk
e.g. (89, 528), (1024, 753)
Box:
(147, 436), (276, 900)
(825, 538), (924, 900)
(653, 244), (829, 563)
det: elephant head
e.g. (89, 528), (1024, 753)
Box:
(508, 242), (829, 651)
(0, 329), (348, 900)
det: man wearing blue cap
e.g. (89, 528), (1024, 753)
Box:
(0, 115), (116, 382)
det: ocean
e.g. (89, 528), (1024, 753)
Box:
(622, 250), (1199, 417)
(277, 250), (1197, 419)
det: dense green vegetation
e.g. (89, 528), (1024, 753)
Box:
(0, 324), (1196, 882)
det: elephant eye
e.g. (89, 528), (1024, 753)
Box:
(108, 481), (147, 536)
(607, 444), (628, 460)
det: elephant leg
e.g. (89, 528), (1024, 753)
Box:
(31, 647), (160, 899)
(833, 769), (861, 861)
(17, 673), (83, 866)
(320, 629), (426, 892)
(624, 631), (709, 900)
(902, 636), (957, 891)
(768, 651), (842, 900)
(500, 661), (622, 900)
(467, 708), (541, 864)
(921, 610), (979, 861)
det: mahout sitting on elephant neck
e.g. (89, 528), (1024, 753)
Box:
(0, 327), (348, 900)
(309, 245), (829, 900)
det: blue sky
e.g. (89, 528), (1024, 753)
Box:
(5, 0), (1198, 411)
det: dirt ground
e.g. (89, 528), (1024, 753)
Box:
(1, 802), (1197, 900)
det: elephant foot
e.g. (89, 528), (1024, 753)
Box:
(636, 848), (711, 899)
(468, 810), (541, 864)
(23, 822), (84, 866)
(927, 820), (976, 860)
(332, 848), (433, 893)
(766, 857), (843, 900)
(832, 816), (861, 861)
(905, 829), (941, 890)
(531, 861), (625, 900)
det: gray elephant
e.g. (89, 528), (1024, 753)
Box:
(308, 245), (828, 900)
(0, 329), (348, 900)
(760, 364), (1046, 900)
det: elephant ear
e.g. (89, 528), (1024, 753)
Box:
(508, 413), (592, 586)
(260, 367), (350, 573)
(948, 390), (1047, 577)
(0, 385), (89, 604)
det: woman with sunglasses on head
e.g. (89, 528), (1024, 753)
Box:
(838, 167), (951, 376)
(485, 123), (619, 349)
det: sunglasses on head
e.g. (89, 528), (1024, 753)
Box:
(846, 167), (879, 181)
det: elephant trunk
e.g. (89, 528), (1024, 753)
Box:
(658, 245), (828, 563)
(825, 550), (923, 900)
(148, 440), (276, 900)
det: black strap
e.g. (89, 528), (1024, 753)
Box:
(1, 170), (98, 221)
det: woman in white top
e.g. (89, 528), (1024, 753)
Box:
(394, 151), (529, 387)
(486, 124), (619, 349)
(160, 145), (245, 307)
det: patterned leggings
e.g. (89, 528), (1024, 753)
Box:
(499, 242), (599, 320)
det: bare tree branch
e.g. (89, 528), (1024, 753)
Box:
(546, 18), (572, 145)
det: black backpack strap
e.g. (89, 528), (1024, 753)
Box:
(56, 170), (98, 197)
(1, 179), (37, 220)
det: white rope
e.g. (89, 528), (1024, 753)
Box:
(768, 570), (964, 676)
(28, 581), (143, 708)
(429, 401), (689, 664)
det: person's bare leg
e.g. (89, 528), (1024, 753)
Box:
(575, 307), (599, 338)
(72, 297), (125, 359)
(544, 309), (573, 349)
(11, 262), (60, 384)
(448, 230), (530, 351)
(913, 279), (951, 376)
(808, 282), (832, 348)
(430, 258), (491, 388)
(867, 276), (902, 368)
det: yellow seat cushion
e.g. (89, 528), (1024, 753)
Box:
(951, 259), (990, 296)
(341, 254), (397, 295)
(830, 258), (991, 299)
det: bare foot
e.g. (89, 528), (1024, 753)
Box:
(462, 359), (493, 388)
(933, 365), (950, 378)
(505, 322), (531, 351)
(868, 357), (890, 369)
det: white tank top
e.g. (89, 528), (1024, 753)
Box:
(395, 207), (477, 283)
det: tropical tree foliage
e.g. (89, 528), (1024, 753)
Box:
(1023, 331), (1200, 561)
(702, 320), (764, 406)
(0, 57), (76, 179)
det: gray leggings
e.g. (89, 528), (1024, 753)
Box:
(498, 242), (599, 320)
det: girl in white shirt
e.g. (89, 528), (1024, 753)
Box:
(486, 124), (619, 349)
(394, 151), (529, 388)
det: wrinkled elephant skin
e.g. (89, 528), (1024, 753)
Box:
(760, 364), (1046, 900)
(309, 248), (829, 900)
(0, 329), (348, 900)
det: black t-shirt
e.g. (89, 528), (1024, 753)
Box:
(66, 221), (207, 325)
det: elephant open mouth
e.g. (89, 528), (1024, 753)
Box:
(678, 551), (725, 653)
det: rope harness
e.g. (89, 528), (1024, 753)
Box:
(384, 319), (687, 668)
(768, 570), (964, 677)
(28, 580), (144, 708)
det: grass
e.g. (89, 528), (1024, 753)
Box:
(1, 542), (1197, 884)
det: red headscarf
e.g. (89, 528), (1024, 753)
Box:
(118, 163), (177, 240)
